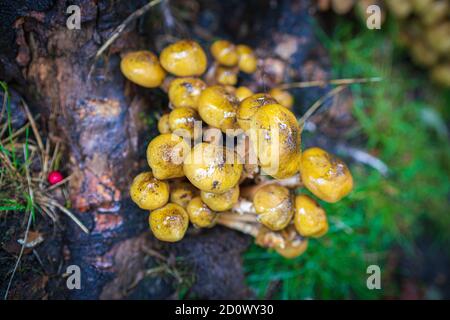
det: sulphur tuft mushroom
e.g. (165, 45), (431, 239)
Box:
(236, 44), (257, 74)
(235, 86), (254, 101)
(215, 66), (238, 86)
(183, 142), (243, 194)
(294, 194), (328, 238)
(160, 40), (208, 76)
(129, 172), (170, 210)
(210, 40), (239, 66)
(300, 147), (353, 203)
(168, 77), (206, 109)
(147, 133), (190, 180)
(186, 196), (218, 228)
(253, 183), (294, 231)
(269, 88), (294, 109)
(236, 93), (277, 131)
(200, 184), (240, 212)
(157, 114), (171, 134)
(120, 51), (166, 88)
(170, 181), (198, 208)
(149, 203), (189, 242)
(168, 107), (200, 138)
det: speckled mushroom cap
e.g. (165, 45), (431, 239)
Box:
(183, 142), (243, 194)
(253, 183), (294, 231)
(236, 93), (278, 131)
(186, 196), (218, 228)
(160, 40), (208, 76)
(149, 203), (189, 242)
(299, 147), (353, 203)
(168, 77), (206, 109)
(200, 184), (240, 212)
(129, 172), (169, 210)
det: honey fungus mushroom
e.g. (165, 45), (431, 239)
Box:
(236, 93), (278, 131)
(236, 44), (257, 74)
(256, 225), (308, 259)
(168, 77), (206, 109)
(215, 66), (238, 86)
(235, 86), (253, 101)
(170, 181), (197, 208)
(269, 88), (294, 109)
(160, 40), (208, 76)
(300, 147), (353, 203)
(129, 172), (169, 210)
(120, 51), (166, 88)
(198, 85), (239, 132)
(157, 114), (171, 134)
(249, 103), (301, 179)
(147, 133), (190, 180)
(210, 40), (239, 66)
(183, 142), (243, 194)
(149, 203), (189, 242)
(168, 107), (200, 137)
(253, 184), (294, 231)
(200, 184), (240, 212)
(294, 194), (328, 238)
(186, 196), (218, 228)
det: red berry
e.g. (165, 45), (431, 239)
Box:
(48, 171), (64, 185)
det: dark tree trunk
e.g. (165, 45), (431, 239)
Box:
(0, 0), (334, 299)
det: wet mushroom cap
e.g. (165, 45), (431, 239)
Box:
(160, 40), (208, 76)
(294, 194), (328, 238)
(129, 172), (170, 210)
(186, 196), (218, 228)
(235, 86), (254, 101)
(200, 184), (240, 212)
(275, 236), (308, 259)
(249, 103), (301, 179)
(237, 93), (278, 131)
(210, 40), (239, 66)
(183, 142), (243, 194)
(147, 133), (190, 180)
(299, 147), (353, 203)
(269, 88), (294, 109)
(253, 184), (294, 231)
(215, 66), (238, 86)
(120, 51), (166, 88)
(168, 77), (206, 109)
(168, 107), (200, 138)
(170, 181), (197, 208)
(236, 44), (257, 73)
(149, 203), (189, 242)
(157, 114), (171, 134)
(198, 85), (239, 132)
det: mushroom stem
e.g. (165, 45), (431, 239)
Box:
(216, 216), (259, 237)
(231, 199), (255, 215)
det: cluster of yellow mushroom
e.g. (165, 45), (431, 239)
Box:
(124, 39), (353, 258)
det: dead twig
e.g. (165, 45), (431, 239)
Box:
(276, 77), (382, 90)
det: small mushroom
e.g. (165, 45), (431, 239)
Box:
(129, 172), (169, 210)
(149, 203), (189, 242)
(168, 77), (206, 109)
(120, 51), (166, 88)
(147, 133), (190, 180)
(168, 107), (200, 138)
(235, 86), (253, 101)
(269, 88), (294, 109)
(255, 225), (308, 259)
(294, 194), (328, 238)
(183, 142), (243, 194)
(236, 93), (277, 131)
(170, 181), (198, 208)
(198, 85), (239, 132)
(160, 40), (207, 76)
(210, 40), (239, 66)
(215, 66), (238, 86)
(157, 114), (171, 134)
(300, 147), (353, 203)
(249, 103), (301, 179)
(236, 44), (257, 74)
(186, 196), (218, 228)
(253, 183), (293, 231)
(201, 184), (240, 212)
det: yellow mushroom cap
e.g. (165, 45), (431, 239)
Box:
(200, 184), (240, 212)
(183, 143), (243, 194)
(186, 196), (218, 228)
(300, 147), (353, 203)
(256, 225), (308, 258)
(149, 203), (189, 242)
(253, 184), (294, 231)
(210, 40), (239, 66)
(168, 107), (200, 138)
(275, 236), (308, 259)
(147, 133), (190, 180)
(236, 44), (257, 74)
(249, 103), (301, 179)
(120, 51), (166, 88)
(269, 88), (294, 109)
(294, 194), (328, 238)
(170, 181), (197, 208)
(198, 85), (239, 132)
(160, 40), (208, 76)
(168, 77), (206, 109)
(129, 172), (169, 210)
(237, 93), (278, 131)
(215, 66), (238, 86)
(157, 114), (171, 134)
(235, 86), (253, 101)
